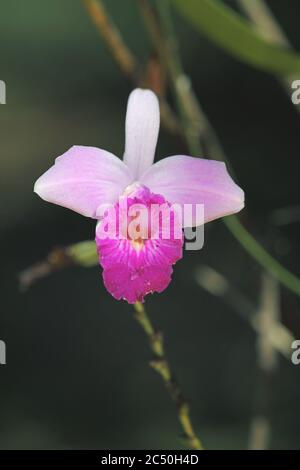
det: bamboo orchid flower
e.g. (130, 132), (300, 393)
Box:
(34, 88), (244, 303)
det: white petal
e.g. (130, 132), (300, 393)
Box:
(123, 88), (160, 179)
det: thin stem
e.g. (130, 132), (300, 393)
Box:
(19, 241), (98, 291)
(248, 273), (279, 449)
(133, 302), (203, 450)
(224, 216), (300, 296)
(153, 0), (300, 297)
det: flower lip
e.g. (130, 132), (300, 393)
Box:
(96, 184), (183, 303)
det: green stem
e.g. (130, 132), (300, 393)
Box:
(224, 216), (300, 296)
(154, 0), (300, 297)
(133, 302), (203, 450)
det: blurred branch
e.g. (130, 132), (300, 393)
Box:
(19, 240), (98, 291)
(196, 266), (292, 447)
(248, 274), (280, 450)
(270, 204), (300, 227)
(149, 0), (300, 298)
(81, 0), (181, 136)
(237, 0), (289, 46)
(237, 0), (300, 114)
(82, 0), (138, 79)
(133, 302), (203, 450)
(195, 265), (294, 359)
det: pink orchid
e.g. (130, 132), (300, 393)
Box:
(34, 88), (244, 303)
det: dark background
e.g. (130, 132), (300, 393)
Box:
(0, 0), (300, 449)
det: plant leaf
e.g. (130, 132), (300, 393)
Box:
(172, 0), (300, 75)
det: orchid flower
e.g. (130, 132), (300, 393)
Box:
(34, 88), (244, 303)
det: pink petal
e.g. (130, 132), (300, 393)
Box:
(34, 146), (133, 218)
(140, 155), (244, 226)
(123, 89), (160, 179)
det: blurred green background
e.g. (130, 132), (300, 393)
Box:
(1, 0), (300, 449)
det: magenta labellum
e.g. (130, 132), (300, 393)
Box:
(96, 184), (183, 303)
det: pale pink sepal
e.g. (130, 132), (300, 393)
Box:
(34, 146), (133, 218)
(140, 155), (244, 226)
